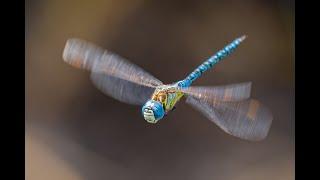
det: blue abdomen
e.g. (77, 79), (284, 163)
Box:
(178, 36), (246, 88)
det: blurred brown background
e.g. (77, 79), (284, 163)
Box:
(26, 0), (294, 179)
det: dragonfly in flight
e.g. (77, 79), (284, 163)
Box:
(63, 35), (273, 141)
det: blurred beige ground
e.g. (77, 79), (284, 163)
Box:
(26, 0), (294, 179)
(26, 133), (82, 180)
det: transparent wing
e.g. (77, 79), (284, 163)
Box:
(63, 38), (163, 88)
(90, 72), (154, 105)
(63, 38), (163, 105)
(186, 96), (273, 141)
(181, 82), (252, 102)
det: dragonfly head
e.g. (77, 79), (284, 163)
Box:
(141, 100), (165, 123)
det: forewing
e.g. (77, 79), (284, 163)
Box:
(181, 82), (251, 102)
(63, 38), (163, 88)
(186, 96), (273, 141)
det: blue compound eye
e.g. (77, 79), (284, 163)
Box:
(142, 100), (165, 123)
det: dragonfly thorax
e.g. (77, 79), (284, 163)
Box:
(141, 84), (184, 123)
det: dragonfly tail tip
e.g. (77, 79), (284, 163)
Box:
(239, 35), (247, 42)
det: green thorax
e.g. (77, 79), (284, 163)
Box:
(151, 84), (184, 112)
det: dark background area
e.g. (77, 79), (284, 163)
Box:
(26, 0), (294, 179)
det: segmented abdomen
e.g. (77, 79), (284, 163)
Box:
(178, 36), (246, 88)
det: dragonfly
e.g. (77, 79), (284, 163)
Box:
(63, 35), (273, 141)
